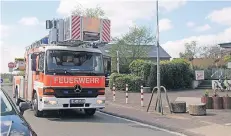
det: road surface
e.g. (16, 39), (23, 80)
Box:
(2, 85), (180, 136)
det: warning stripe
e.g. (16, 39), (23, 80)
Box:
(71, 16), (81, 40)
(102, 19), (111, 42)
(103, 20), (110, 41)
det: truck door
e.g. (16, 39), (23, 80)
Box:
(27, 54), (33, 101)
(24, 56), (29, 99)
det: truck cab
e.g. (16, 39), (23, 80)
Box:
(13, 45), (106, 117)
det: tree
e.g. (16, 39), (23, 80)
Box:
(179, 41), (198, 59)
(198, 45), (221, 59)
(109, 26), (155, 73)
(71, 5), (106, 18)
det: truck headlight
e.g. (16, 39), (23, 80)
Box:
(44, 100), (57, 105)
(97, 100), (105, 104)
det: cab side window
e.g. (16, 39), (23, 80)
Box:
(38, 53), (45, 72)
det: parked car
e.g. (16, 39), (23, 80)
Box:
(0, 87), (37, 136)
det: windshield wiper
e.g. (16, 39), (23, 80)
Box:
(70, 69), (98, 76)
(49, 69), (73, 75)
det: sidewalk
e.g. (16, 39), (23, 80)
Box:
(101, 88), (231, 136)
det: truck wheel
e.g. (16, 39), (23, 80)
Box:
(32, 93), (43, 117)
(84, 109), (96, 116)
(15, 88), (21, 106)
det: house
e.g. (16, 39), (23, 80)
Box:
(98, 44), (171, 60)
(218, 42), (231, 49)
(98, 44), (171, 73)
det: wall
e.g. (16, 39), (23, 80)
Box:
(192, 80), (202, 89)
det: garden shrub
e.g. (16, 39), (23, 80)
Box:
(148, 58), (194, 90)
(115, 74), (144, 92)
(129, 59), (153, 86)
(109, 73), (123, 89)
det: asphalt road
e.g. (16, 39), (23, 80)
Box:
(2, 85), (179, 136)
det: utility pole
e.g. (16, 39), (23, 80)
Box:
(156, 0), (162, 113)
(116, 51), (120, 73)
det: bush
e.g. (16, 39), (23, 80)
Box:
(148, 58), (194, 90)
(109, 73), (123, 89)
(129, 59), (153, 86)
(115, 74), (144, 92)
(129, 59), (146, 76)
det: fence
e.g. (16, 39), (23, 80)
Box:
(201, 68), (231, 80)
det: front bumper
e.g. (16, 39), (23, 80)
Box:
(38, 96), (105, 111)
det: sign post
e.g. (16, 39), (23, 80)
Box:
(8, 62), (15, 82)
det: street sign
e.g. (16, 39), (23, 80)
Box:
(8, 62), (15, 68)
(195, 70), (204, 80)
(0, 78), (3, 83)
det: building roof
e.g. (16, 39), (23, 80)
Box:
(218, 42), (231, 48)
(98, 44), (171, 58)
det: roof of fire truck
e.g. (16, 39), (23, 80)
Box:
(25, 39), (104, 54)
(43, 44), (102, 53)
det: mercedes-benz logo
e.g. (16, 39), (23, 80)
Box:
(74, 84), (82, 93)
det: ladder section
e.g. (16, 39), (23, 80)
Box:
(26, 15), (111, 51)
(46, 16), (111, 44)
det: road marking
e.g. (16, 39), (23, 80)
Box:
(98, 111), (187, 136)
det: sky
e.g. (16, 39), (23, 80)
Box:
(0, 0), (231, 73)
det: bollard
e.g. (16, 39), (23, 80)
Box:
(141, 85), (144, 107)
(113, 84), (116, 102)
(126, 84), (128, 104)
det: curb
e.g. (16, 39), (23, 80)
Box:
(99, 109), (203, 136)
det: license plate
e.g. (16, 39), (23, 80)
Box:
(70, 99), (85, 104)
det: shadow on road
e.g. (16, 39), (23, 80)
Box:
(2, 85), (129, 125)
(26, 109), (130, 124)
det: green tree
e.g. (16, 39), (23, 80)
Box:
(109, 26), (155, 73)
(71, 5), (106, 18)
(179, 41), (198, 59)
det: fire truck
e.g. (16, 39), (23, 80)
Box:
(12, 15), (111, 117)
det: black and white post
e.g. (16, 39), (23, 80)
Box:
(113, 83), (116, 102)
(126, 84), (128, 104)
(141, 86), (144, 107)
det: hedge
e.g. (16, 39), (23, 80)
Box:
(129, 59), (153, 86)
(109, 73), (144, 92)
(148, 58), (194, 89)
(109, 73), (123, 89)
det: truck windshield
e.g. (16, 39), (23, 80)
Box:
(46, 50), (104, 73)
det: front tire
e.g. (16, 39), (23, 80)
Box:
(32, 93), (43, 117)
(84, 109), (96, 116)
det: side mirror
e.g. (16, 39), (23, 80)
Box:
(31, 59), (36, 71)
(19, 102), (30, 115)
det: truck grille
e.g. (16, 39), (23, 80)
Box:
(53, 88), (99, 98)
